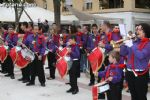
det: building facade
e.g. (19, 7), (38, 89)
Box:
(35, 0), (150, 32)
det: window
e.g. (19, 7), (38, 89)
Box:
(135, 0), (150, 9)
(99, 0), (124, 9)
(83, 0), (92, 10)
(62, 0), (73, 12)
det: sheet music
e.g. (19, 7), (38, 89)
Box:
(119, 24), (127, 37)
(124, 39), (133, 47)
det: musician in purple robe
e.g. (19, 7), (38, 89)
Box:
(0, 24), (8, 74)
(4, 25), (18, 79)
(98, 51), (124, 100)
(18, 22), (33, 83)
(25, 24), (46, 87)
(66, 35), (80, 95)
(46, 30), (57, 80)
(120, 23), (150, 100)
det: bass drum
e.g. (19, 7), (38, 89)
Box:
(0, 45), (8, 63)
(56, 56), (72, 79)
(85, 47), (105, 78)
(21, 48), (35, 62)
(9, 46), (22, 64)
(15, 51), (29, 69)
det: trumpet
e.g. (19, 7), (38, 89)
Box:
(110, 35), (137, 48)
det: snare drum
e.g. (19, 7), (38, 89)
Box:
(92, 81), (110, 100)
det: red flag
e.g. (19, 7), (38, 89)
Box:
(92, 86), (98, 100)
(56, 57), (68, 78)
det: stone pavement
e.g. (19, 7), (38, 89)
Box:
(0, 65), (150, 100)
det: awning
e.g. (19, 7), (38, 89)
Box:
(66, 5), (122, 22)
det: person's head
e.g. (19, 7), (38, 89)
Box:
(82, 25), (89, 33)
(52, 23), (57, 30)
(108, 51), (120, 64)
(38, 24), (44, 34)
(1, 24), (8, 32)
(49, 28), (54, 35)
(33, 25), (39, 35)
(44, 20), (48, 24)
(76, 25), (81, 32)
(136, 23), (150, 39)
(128, 31), (133, 36)
(70, 25), (77, 34)
(21, 22), (28, 31)
(28, 22), (33, 31)
(69, 35), (76, 45)
(113, 26), (120, 33)
(8, 25), (15, 34)
(92, 24), (98, 34)
(101, 21), (111, 32)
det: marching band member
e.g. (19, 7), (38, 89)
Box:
(46, 29), (57, 80)
(120, 23), (150, 100)
(25, 24), (46, 87)
(75, 25), (84, 72)
(47, 26), (60, 79)
(86, 24), (101, 86)
(98, 22), (124, 99)
(0, 24), (8, 74)
(99, 21), (120, 54)
(98, 51), (124, 100)
(66, 35), (80, 95)
(18, 22), (33, 83)
(4, 25), (18, 79)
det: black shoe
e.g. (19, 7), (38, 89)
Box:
(45, 67), (49, 69)
(66, 88), (73, 93)
(18, 78), (24, 81)
(72, 89), (79, 95)
(41, 83), (46, 87)
(10, 75), (15, 79)
(65, 82), (70, 85)
(88, 82), (94, 86)
(26, 82), (35, 86)
(47, 77), (55, 80)
(5, 74), (11, 77)
(22, 80), (30, 83)
(2, 71), (7, 74)
(0, 70), (7, 74)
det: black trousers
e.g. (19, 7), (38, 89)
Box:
(98, 64), (106, 99)
(126, 70), (149, 100)
(1, 61), (8, 73)
(21, 63), (31, 81)
(69, 60), (80, 90)
(47, 52), (56, 79)
(107, 82), (123, 100)
(89, 64), (95, 84)
(30, 55), (46, 84)
(3, 55), (14, 75)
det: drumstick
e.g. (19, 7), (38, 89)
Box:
(18, 42), (34, 55)
(94, 81), (107, 87)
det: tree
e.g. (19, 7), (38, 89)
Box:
(53, 0), (61, 32)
